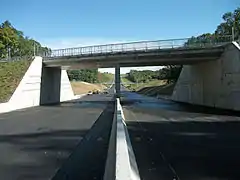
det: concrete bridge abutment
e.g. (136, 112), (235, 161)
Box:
(172, 42), (240, 111)
(0, 56), (75, 113)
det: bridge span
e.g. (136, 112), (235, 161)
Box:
(43, 37), (231, 69)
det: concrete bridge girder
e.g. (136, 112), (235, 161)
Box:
(43, 46), (225, 69)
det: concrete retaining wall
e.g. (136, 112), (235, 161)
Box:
(172, 42), (240, 111)
(0, 56), (75, 113)
(60, 70), (75, 102)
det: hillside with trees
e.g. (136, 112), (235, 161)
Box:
(0, 21), (51, 102)
(186, 7), (240, 46)
(67, 69), (113, 83)
(0, 21), (50, 59)
(126, 65), (182, 84)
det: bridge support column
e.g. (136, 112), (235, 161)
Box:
(40, 66), (61, 105)
(115, 65), (120, 97)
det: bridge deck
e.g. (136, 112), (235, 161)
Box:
(43, 44), (227, 68)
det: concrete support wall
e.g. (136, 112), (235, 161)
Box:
(115, 65), (121, 96)
(40, 66), (61, 105)
(0, 56), (75, 113)
(8, 57), (43, 109)
(60, 70), (75, 102)
(172, 42), (240, 111)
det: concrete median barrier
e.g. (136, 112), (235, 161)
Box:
(104, 98), (140, 180)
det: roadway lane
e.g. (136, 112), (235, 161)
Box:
(121, 89), (240, 180)
(0, 92), (114, 180)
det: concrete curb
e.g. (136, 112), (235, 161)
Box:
(104, 98), (141, 180)
(233, 41), (240, 50)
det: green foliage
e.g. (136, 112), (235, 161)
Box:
(68, 69), (113, 83)
(0, 20), (50, 58)
(215, 7), (240, 39)
(97, 72), (114, 83)
(126, 65), (182, 84)
(68, 69), (98, 83)
(0, 59), (31, 103)
(186, 7), (240, 46)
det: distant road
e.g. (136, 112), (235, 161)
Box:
(121, 87), (240, 180)
(0, 91), (114, 180)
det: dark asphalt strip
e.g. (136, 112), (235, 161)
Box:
(126, 117), (240, 180)
(126, 121), (178, 180)
(52, 101), (115, 180)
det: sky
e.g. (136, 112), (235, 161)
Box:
(0, 0), (238, 73)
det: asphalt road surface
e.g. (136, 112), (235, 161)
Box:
(0, 92), (114, 180)
(121, 87), (240, 180)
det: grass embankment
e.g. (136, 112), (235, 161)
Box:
(0, 60), (32, 103)
(71, 81), (107, 95)
(121, 77), (175, 97)
(98, 73), (114, 88)
(121, 77), (166, 91)
(70, 72), (114, 95)
(138, 83), (176, 97)
(98, 73), (113, 83)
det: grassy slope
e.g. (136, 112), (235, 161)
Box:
(0, 60), (32, 103)
(98, 73), (114, 83)
(138, 83), (176, 96)
(121, 77), (175, 96)
(71, 81), (107, 95)
(70, 72), (113, 95)
(121, 77), (166, 91)
(98, 73), (114, 88)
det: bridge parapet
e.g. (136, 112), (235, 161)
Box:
(43, 36), (232, 59)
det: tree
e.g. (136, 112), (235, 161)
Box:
(67, 69), (98, 83)
(185, 7), (240, 48)
(0, 20), (50, 58)
(215, 8), (240, 40)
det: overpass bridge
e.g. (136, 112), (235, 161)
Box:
(39, 36), (240, 111)
(43, 37), (231, 69)
(1, 36), (240, 111)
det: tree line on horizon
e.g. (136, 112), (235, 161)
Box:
(67, 69), (113, 83)
(0, 21), (50, 59)
(186, 7), (240, 45)
(126, 66), (182, 84)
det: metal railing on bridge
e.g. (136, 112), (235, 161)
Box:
(44, 35), (233, 58)
(0, 35), (234, 62)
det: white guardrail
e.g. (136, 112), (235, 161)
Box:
(104, 98), (141, 180)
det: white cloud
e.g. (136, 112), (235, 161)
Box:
(40, 37), (164, 73)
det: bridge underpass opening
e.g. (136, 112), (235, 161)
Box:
(40, 66), (61, 105)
